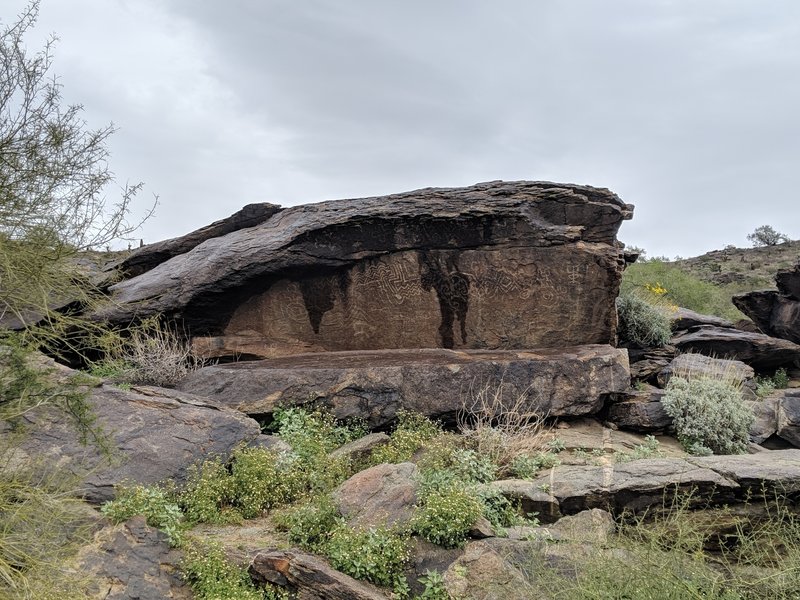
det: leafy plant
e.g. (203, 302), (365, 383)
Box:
(274, 494), (341, 554)
(509, 451), (561, 479)
(412, 483), (484, 548)
(663, 376), (754, 455)
(614, 435), (665, 463)
(416, 570), (451, 600)
(181, 539), (278, 600)
(755, 368), (789, 398)
(371, 410), (442, 465)
(101, 484), (184, 546)
(324, 524), (411, 592)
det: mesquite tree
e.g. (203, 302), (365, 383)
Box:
(0, 1), (153, 330)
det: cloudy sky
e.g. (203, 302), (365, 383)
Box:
(7, 0), (800, 258)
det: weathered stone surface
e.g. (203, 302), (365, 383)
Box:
(79, 516), (191, 600)
(249, 549), (389, 599)
(106, 203), (282, 280)
(606, 387), (671, 432)
(671, 307), (735, 331)
(747, 398), (779, 444)
(530, 451), (800, 516)
(776, 390), (800, 447)
(733, 263), (800, 345)
(330, 432), (390, 464)
(177, 346), (630, 427)
(671, 325), (800, 371)
(333, 462), (419, 528)
(469, 516), (497, 539)
(490, 480), (561, 523)
(657, 353), (755, 387)
(443, 539), (538, 600)
(531, 459), (738, 515)
(95, 181), (633, 356)
(6, 382), (261, 503)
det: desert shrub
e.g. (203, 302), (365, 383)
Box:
(88, 318), (199, 388)
(371, 410), (442, 465)
(324, 524), (411, 592)
(662, 376), (753, 455)
(180, 456), (239, 524)
(458, 382), (550, 476)
(274, 407), (366, 459)
(755, 368), (789, 398)
(616, 290), (673, 348)
(411, 483), (484, 548)
(416, 570), (450, 600)
(101, 484), (184, 545)
(228, 447), (309, 518)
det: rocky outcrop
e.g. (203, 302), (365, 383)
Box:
(177, 346), (631, 427)
(606, 386), (671, 432)
(105, 203), (282, 280)
(6, 382), (261, 503)
(670, 308), (735, 331)
(94, 181), (633, 357)
(734, 263), (800, 345)
(657, 353), (755, 388)
(249, 550), (389, 599)
(671, 325), (800, 371)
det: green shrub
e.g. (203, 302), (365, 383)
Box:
(412, 483), (484, 548)
(101, 484), (183, 545)
(274, 407), (366, 461)
(229, 447), (308, 518)
(755, 368), (790, 398)
(416, 570), (451, 600)
(181, 539), (281, 600)
(275, 494), (341, 554)
(324, 524), (411, 591)
(371, 410), (442, 464)
(180, 456), (239, 525)
(616, 290), (673, 348)
(662, 376), (754, 455)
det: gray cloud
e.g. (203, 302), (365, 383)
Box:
(6, 0), (800, 257)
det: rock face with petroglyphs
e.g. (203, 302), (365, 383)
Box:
(98, 181), (633, 359)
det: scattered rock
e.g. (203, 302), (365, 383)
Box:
(79, 516), (191, 600)
(606, 387), (671, 432)
(671, 325), (800, 371)
(333, 462), (419, 529)
(747, 397), (779, 444)
(6, 382), (261, 503)
(490, 480), (561, 523)
(249, 549), (389, 599)
(469, 516), (497, 539)
(330, 433), (391, 465)
(178, 346), (631, 427)
(443, 539), (538, 600)
(95, 181), (633, 356)
(627, 345), (676, 382)
(776, 390), (800, 447)
(548, 508), (615, 544)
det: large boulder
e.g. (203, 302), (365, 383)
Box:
(333, 462), (419, 529)
(5, 382), (261, 503)
(177, 345), (631, 427)
(94, 181), (633, 357)
(734, 263), (800, 345)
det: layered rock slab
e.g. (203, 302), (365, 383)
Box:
(95, 181), (632, 357)
(177, 345), (631, 428)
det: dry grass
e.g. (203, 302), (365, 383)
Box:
(457, 379), (551, 475)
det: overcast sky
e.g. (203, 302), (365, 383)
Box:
(7, 0), (800, 258)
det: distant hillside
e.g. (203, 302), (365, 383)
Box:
(623, 240), (800, 322)
(673, 240), (800, 293)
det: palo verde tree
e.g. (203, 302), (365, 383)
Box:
(746, 225), (790, 247)
(0, 1), (153, 339)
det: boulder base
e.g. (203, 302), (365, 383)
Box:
(177, 345), (631, 428)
